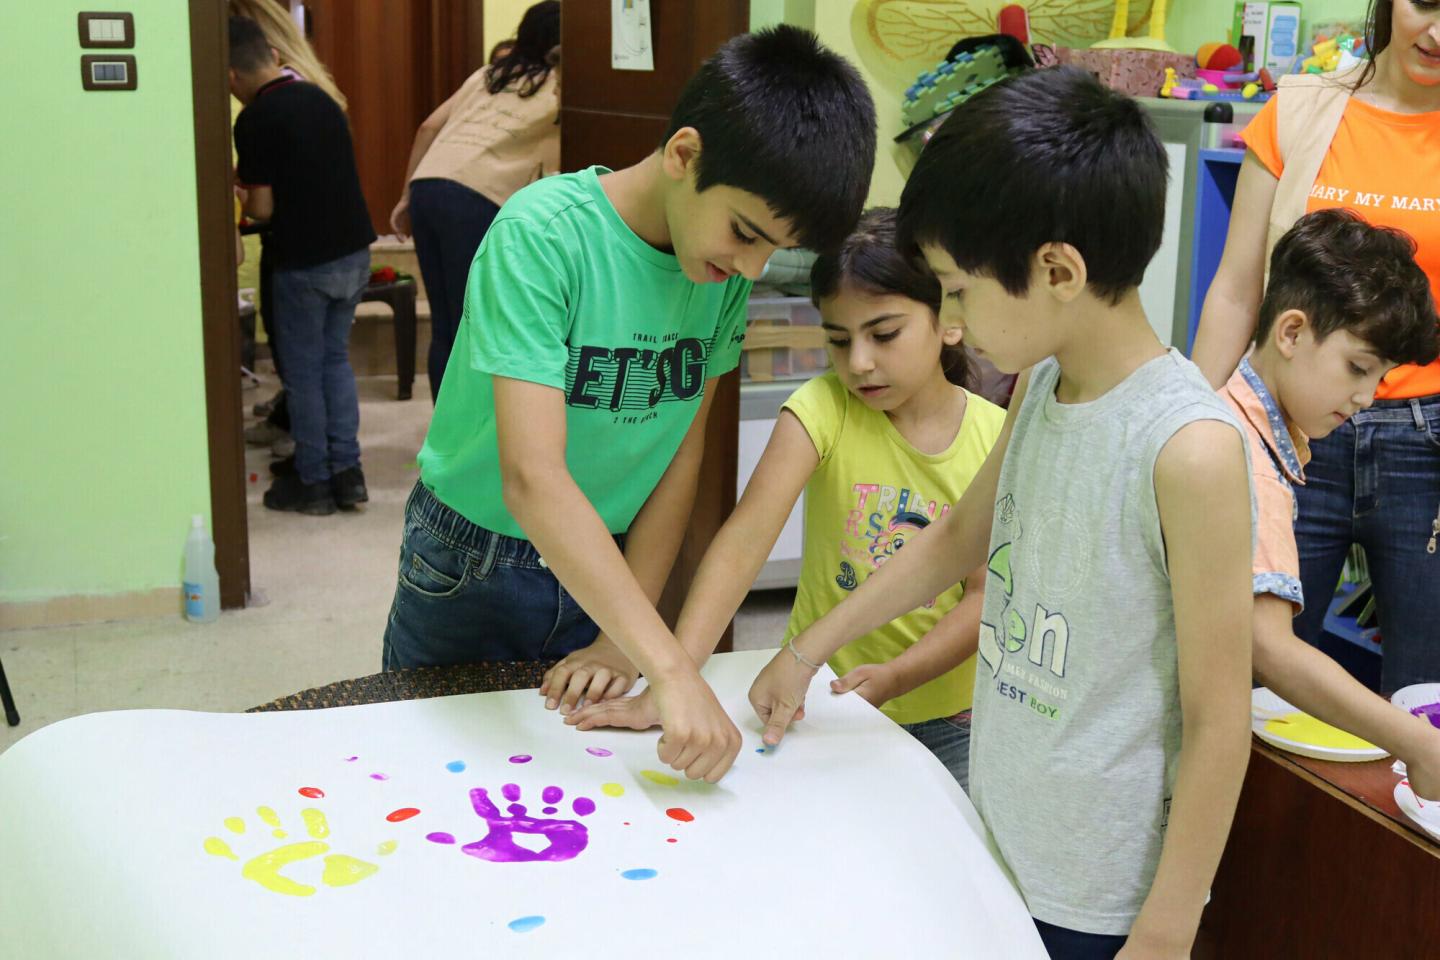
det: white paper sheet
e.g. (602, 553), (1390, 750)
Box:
(0, 651), (1045, 958)
(611, 0), (654, 71)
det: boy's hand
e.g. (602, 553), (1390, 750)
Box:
(1403, 734), (1440, 800)
(1115, 922), (1191, 960)
(541, 635), (638, 713)
(829, 662), (897, 708)
(649, 671), (741, 782)
(565, 688), (661, 731)
(748, 644), (817, 746)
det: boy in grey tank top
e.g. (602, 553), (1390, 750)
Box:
(747, 68), (1256, 959)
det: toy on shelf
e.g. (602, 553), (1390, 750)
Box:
(1160, 66), (1271, 102)
(1093, 0), (1172, 52)
(1297, 31), (1366, 74)
(996, 4), (1030, 45)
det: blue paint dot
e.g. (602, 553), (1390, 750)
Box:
(621, 868), (658, 881)
(446, 760), (466, 773)
(755, 747), (766, 753)
(508, 915), (546, 933)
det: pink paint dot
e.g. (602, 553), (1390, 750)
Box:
(667, 838), (678, 843)
(623, 821), (631, 826)
(508, 755), (532, 764)
(370, 773), (389, 781)
(426, 832), (456, 845)
(386, 807), (421, 822)
(585, 747), (613, 757)
(298, 787), (325, 799)
(665, 807), (695, 823)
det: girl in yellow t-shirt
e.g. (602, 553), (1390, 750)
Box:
(566, 208), (1004, 790)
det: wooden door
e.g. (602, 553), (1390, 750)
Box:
(560, 2), (751, 650)
(303, 0), (478, 237)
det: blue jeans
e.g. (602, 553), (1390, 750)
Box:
(1294, 395), (1440, 691)
(1034, 919), (1127, 959)
(382, 482), (624, 669)
(271, 248), (369, 485)
(408, 178), (501, 402)
(901, 711), (971, 792)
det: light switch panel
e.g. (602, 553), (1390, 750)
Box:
(81, 55), (137, 91)
(78, 12), (135, 49)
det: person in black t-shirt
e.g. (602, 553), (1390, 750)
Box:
(230, 15), (375, 516)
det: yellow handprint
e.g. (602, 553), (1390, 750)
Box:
(204, 804), (384, 897)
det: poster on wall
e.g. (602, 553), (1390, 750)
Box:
(0, 651), (1048, 958)
(611, 0), (655, 71)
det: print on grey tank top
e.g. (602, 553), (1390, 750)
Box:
(968, 350), (1250, 935)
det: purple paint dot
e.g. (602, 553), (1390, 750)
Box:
(541, 786), (563, 804)
(508, 754), (532, 764)
(370, 773), (389, 781)
(542, 806), (558, 815)
(572, 797), (596, 817)
(344, 756), (359, 762)
(586, 747), (613, 757)
(501, 783), (521, 802)
(507, 803), (528, 816)
(426, 832), (456, 845)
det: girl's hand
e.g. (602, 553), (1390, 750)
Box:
(748, 644), (816, 746)
(389, 198), (412, 240)
(829, 662), (898, 708)
(540, 635), (638, 713)
(566, 688), (660, 731)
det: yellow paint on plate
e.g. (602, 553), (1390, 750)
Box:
(301, 808), (329, 839)
(223, 817), (246, 834)
(601, 783), (625, 797)
(377, 840), (398, 856)
(1264, 712), (1378, 751)
(640, 770), (678, 787)
(257, 805), (287, 838)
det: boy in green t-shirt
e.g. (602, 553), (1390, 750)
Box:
(381, 26), (877, 783)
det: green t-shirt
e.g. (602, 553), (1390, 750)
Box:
(419, 166), (752, 538)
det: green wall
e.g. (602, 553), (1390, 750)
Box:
(0, 3), (212, 603)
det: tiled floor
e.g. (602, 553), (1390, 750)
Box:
(1, 372), (793, 755)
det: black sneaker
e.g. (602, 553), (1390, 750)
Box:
(263, 474), (337, 515)
(331, 466), (368, 510)
(269, 456), (296, 477)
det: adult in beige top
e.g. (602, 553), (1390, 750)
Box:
(391, 0), (559, 402)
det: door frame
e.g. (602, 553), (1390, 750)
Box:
(188, 0), (251, 608)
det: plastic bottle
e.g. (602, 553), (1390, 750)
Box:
(183, 515), (220, 623)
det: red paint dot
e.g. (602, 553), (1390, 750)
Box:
(298, 787), (325, 799)
(667, 838), (678, 843)
(665, 807), (694, 823)
(386, 807), (421, 822)
(623, 822), (631, 826)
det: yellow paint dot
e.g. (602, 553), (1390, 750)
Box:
(204, 836), (238, 860)
(1265, 712), (1378, 751)
(257, 806), (281, 828)
(301, 808), (330, 840)
(223, 817), (246, 835)
(601, 783), (625, 797)
(241, 841), (330, 897)
(640, 770), (678, 787)
(377, 840), (398, 856)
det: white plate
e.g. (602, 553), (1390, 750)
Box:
(1390, 682), (1440, 724)
(1250, 687), (1389, 762)
(1394, 778), (1440, 842)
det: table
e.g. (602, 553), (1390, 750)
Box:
(1196, 738), (1440, 956)
(359, 278), (417, 400)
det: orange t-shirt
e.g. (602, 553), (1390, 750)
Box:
(1243, 95), (1440, 400)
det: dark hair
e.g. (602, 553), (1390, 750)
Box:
(811, 208), (975, 389)
(228, 16), (272, 74)
(896, 66), (1167, 305)
(487, 1), (559, 97)
(1355, 0), (1393, 90)
(1258, 209), (1438, 365)
(665, 25), (876, 254)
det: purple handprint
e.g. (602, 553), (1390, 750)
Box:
(460, 784), (597, 863)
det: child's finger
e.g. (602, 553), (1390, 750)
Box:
(602, 673), (634, 700)
(830, 668), (867, 693)
(762, 700), (800, 746)
(583, 668), (614, 705)
(558, 669), (593, 714)
(541, 662), (571, 706)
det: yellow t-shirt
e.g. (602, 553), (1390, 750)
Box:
(782, 372), (1005, 725)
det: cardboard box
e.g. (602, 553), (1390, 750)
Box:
(1053, 47), (1197, 98)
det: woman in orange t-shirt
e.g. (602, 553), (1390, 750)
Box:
(1193, 0), (1440, 690)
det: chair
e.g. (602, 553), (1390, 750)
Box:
(0, 654), (18, 727)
